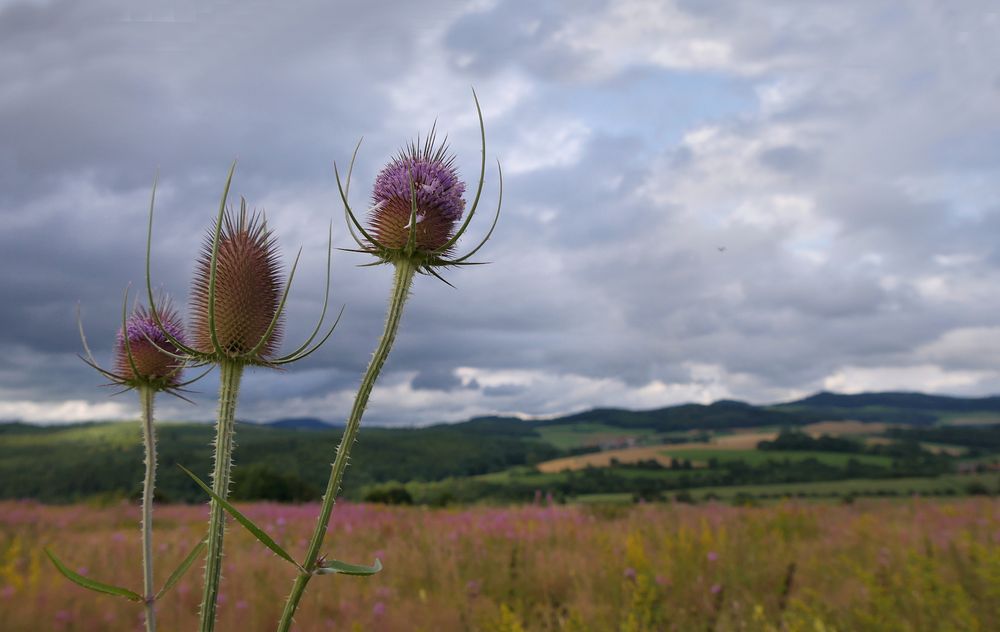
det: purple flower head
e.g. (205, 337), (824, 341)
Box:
(369, 131), (466, 253)
(114, 303), (185, 388)
(337, 91), (502, 279)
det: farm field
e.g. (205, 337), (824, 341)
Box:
(534, 424), (663, 450)
(534, 429), (904, 473)
(535, 432), (782, 473)
(656, 448), (892, 468)
(1, 499), (998, 631)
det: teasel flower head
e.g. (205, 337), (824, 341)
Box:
(336, 89), (502, 283)
(78, 292), (202, 396)
(189, 200), (284, 363)
(115, 303), (185, 387)
(369, 134), (466, 253)
(143, 165), (342, 369)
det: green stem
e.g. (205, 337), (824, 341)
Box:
(139, 385), (157, 632)
(276, 259), (416, 632)
(199, 360), (244, 632)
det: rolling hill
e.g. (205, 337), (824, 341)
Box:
(1, 391), (997, 504)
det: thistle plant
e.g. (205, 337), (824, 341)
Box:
(143, 166), (340, 632)
(266, 90), (502, 630)
(46, 294), (207, 632)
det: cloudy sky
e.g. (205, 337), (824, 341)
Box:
(2, 0), (1000, 425)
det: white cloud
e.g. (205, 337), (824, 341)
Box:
(0, 399), (133, 423)
(822, 364), (998, 395)
(504, 118), (590, 175)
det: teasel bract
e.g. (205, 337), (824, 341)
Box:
(143, 166), (341, 632)
(46, 295), (207, 632)
(274, 89), (502, 631)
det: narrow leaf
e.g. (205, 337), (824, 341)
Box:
(45, 548), (143, 602)
(314, 558), (383, 576)
(155, 539), (207, 600)
(178, 465), (304, 571)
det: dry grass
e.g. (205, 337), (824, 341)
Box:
(536, 432), (778, 473)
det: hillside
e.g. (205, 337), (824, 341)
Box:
(1, 391), (998, 504)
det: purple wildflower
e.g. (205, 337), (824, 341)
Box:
(114, 304), (185, 387)
(466, 579), (481, 598)
(707, 551), (719, 562)
(369, 131), (466, 253)
(624, 567), (637, 581)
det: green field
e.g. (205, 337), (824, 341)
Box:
(937, 411), (1000, 426)
(658, 448), (892, 467)
(677, 473), (998, 500)
(534, 423), (661, 449)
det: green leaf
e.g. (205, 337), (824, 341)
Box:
(45, 548), (143, 602)
(314, 557), (383, 576)
(178, 464), (304, 571)
(155, 539), (207, 600)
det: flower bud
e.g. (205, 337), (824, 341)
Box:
(190, 205), (284, 361)
(114, 304), (185, 386)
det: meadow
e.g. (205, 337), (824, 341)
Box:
(2, 498), (998, 631)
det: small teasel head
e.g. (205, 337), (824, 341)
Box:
(77, 290), (201, 395)
(114, 303), (185, 388)
(189, 200), (284, 363)
(336, 89), (503, 280)
(369, 130), (466, 254)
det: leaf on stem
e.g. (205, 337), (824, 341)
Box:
(178, 465), (304, 571)
(155, 539), (207, 600)
(45, 548), (143, 602)
(314, 558), (383, 576)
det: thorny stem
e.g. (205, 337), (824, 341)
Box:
(139, 385), (157, 632)
(199, 360), (244, 632)
(276, 259), (416, 632)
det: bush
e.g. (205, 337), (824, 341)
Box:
(363, 484), (414, 505)
(230, 464), (320, 502)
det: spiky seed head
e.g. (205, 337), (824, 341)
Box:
(114, 304), (185, 387)
(370, 131), (466, 253)
(190, 204), (284, 362)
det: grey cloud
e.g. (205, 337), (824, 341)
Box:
(3, 0), (1000, 424)
(757, 145), (820, 174)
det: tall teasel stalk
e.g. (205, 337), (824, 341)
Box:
(267, 89), (502, 630)
(46, 293), (208, 632)
(143, 166), (342, 632)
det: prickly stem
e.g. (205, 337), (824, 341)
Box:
(276, 259), (416, 631)
(198, 360), (243, 632)
(139, 385), (157, 632)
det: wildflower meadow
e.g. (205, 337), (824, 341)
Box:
(2, 498), (998, 631)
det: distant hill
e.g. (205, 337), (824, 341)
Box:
(2, 390), (998, 503)
(784, 391), (1000, 412)
(264, 417), (340, 430)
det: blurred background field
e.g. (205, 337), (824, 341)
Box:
(3, 392), (1000, 507)
(1, 498), (998, 631)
